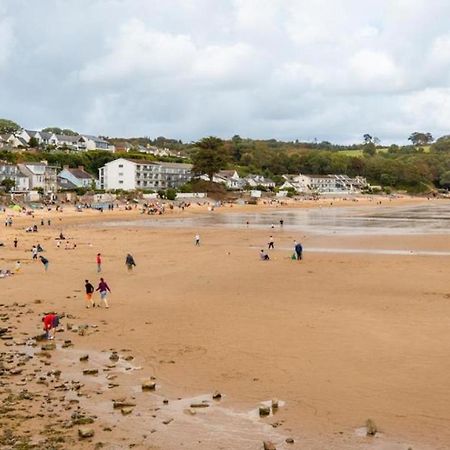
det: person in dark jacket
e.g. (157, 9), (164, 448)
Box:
(96, 278), (111, 308)
(85, 280), (95, 308)
(39, 255), (49, 271)
(125, 254), (136, 271)
(294, 241), (303, 261)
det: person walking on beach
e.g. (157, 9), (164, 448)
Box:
(125, 253), (136, 271)
(260, 249), (270, 261)
(294, 241), (303, 261)
(96, 277), (111, 308)
(32, 245), (38, 260)
(279, 219), (284, 227)
(268, 236), (274, 249)
(42, 313), (59, 339)
(39, 255), (49, 271)
(13, 237), (18, 248)
(195, 234), (200, 246)
(96, 253), (102, 272)
(85, 279), (95, 308)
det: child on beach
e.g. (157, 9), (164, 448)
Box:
(125, 254), (136, 271)
(42, 313), (59, 340)
(260, 249), (270, 261)
(96, 278), (111, 308)
(84, 279), (95, 308)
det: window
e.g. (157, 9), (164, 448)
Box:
(119, 164), (123, 168)
(119, 180), (123, 184)
(118, 172), (123, 176)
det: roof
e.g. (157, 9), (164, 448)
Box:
(57, 176), (78, 190)
(64, 168), (93, 179)
(82, 135), (110, 144)
(217, 170), (237, 177)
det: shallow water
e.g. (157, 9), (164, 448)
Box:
(98, 202), (450, 236)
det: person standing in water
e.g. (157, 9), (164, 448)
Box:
(125, 254), (136, 271)
(96, 277), (111, 308)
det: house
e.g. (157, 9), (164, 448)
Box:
(199, 170), (244, 190)
(1, 134), (29, 148)
(98, 158), (192, 191)
(58, 165), (95, 188)
(244, 174), (276, 189)
(57, 176), (78, 191)
(0, 163), (30, 191)
(81, 135), (115, 152)
(17, 161), (59, 193)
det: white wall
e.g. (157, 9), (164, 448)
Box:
(103, 159), (136, 190)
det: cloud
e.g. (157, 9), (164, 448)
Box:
(1, 0), (450, 143)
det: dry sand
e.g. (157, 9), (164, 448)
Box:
(1, 197), (449, 449)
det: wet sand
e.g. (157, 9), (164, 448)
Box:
(1, 197), (450, 449)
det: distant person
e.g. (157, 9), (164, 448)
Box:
(15, 261), (21, 273)
(279, 219), (284, 227)
(48, 219), (51, 226)
(59, 232), (65, 240)
(125, 253), (136, 271)
(33, 224), (38, 232)
(268, 236), (274, 249)
(260, 249), (270, 261)
(85, 279), (95, 308)
(271, 223), (275, 229)
(294, 241), (303, 261)
(40, 219), (44, 226)
(42, 313), (59, 340)
(96, 277), (111, 308)
(31, 246), (38, 260)
(39, 255), (49, 271)
(13, 237), (18, 248)
(96, 253), (102, 272)
(195, 234), (200, 246)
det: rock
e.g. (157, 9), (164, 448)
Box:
(83, 369), (99, 376)
(366, 418), (378, 436)
(141, 380), (156, 391)
(263, 441), (276, 450)
(212, 391), (222, 400)
(285, 438), (294, 444)
(78, 427), (95, 439)
(121, 407), (134, 415)
(109, 352), (119, 362)
(79, 354), (89, 362)
(41, 343), (56, 351)
(163, 399), (169, 404)
(259, 406), (271, 417)
(162, 418), (173, 425)
(62, 340), (73, 348)
(113, 400), (136, 409)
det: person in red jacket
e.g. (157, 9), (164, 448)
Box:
(42, 313), (59, 340)
(96, 253), (102, 272)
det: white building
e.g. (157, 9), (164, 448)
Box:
(98, 158), (192, 191)
(0, 163), (29, 191)
(199, 170), (244, 190)
(17, 162), (59, 193)
(244, 174), (276, 189)
(280, 174), (367, 194)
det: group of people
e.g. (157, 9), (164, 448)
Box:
(260, 235), (303, 261)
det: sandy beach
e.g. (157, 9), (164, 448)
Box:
(1, 196), (450, 450)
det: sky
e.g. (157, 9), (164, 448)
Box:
(1, 0), (450, 144)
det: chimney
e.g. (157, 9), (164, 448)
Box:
(63, 165), (69, 170)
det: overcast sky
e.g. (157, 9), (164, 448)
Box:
(1, 0), (450, 144)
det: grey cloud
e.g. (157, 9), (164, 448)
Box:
(1, 0), (450, 143)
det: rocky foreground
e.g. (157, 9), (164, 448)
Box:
(0, 302), (294, 450)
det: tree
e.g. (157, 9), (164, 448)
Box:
(0, 178), (16, 193)
(0, 118), (21, 134)
(440, 171), (450, 188)
(191, 136), (228, 181)
(42, 127), (78, 136)
(29, 137), (39, 148)
(363, 134), (373, 144)
(408, 132), (433, 146)
(363, 142), (376, 157)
